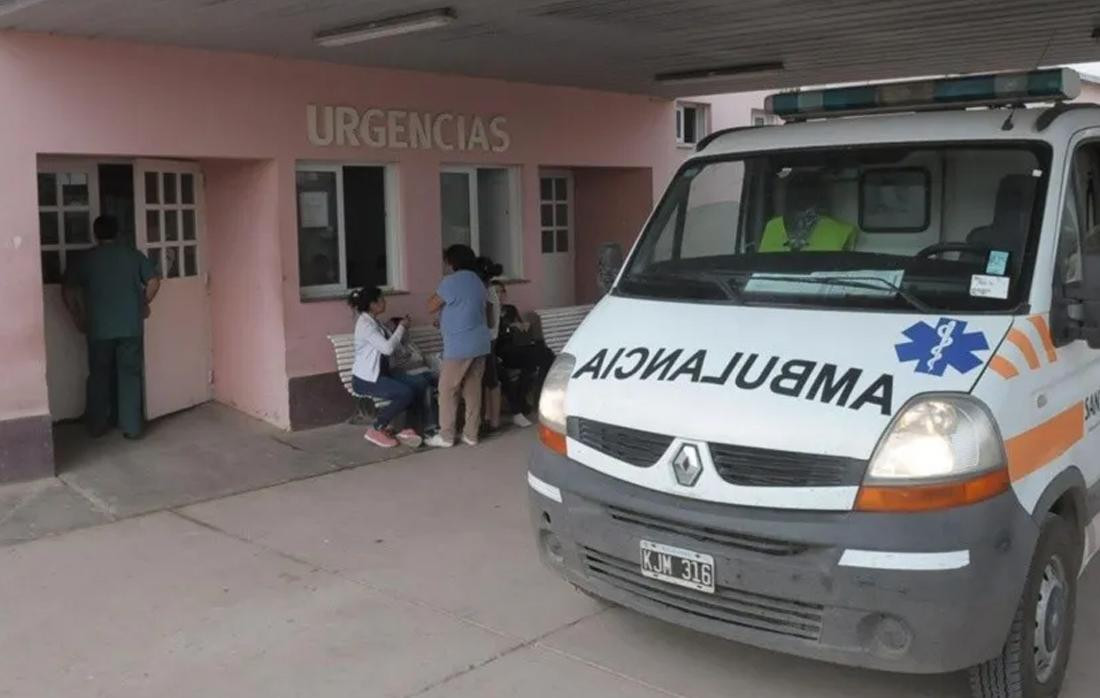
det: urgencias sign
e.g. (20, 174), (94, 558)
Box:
(308, 105), (510, 153)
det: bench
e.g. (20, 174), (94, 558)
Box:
(327, 304), (593, 424)
(328, 325), (443, 424)
(533, 304), (594, 353)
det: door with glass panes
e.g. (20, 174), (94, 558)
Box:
(540, 171), (574, 306)
(38, 161), (99, 420)
(134, 160), (211, 420)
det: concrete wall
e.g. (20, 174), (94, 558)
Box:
(204, 159), (291, 428)
(572, 168), (654, 305)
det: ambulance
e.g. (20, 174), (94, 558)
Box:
(529, 69), (1100, 698)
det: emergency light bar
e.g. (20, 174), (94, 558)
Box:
(765, 68), (1081, 121)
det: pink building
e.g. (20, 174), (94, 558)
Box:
(0, 30), (765, 482)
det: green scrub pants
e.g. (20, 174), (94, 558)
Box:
(86, 337), (144, 437)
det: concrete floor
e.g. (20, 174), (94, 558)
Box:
(1, 422), (1098, 697)
(0, 404), (414, 545)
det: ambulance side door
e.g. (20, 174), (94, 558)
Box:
(1052, 136), (1100, 553)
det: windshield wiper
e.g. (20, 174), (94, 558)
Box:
(622, 270), (743, 302)
(750, 274), (936, 314)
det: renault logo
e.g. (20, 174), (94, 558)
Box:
(671, 444), (703, 487)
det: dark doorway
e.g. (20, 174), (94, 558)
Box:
(344, 166), (388, 288)
(98, 164), (135, 247)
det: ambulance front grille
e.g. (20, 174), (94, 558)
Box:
(583, 547), (824, 642)
(568, 417), (672, 468)
(569, 417), (866, 487)
(710, 444), (866, 488)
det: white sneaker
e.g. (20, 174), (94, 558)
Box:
(424, 434), (454, 448)
(461, 435), (480, 446)
(512, 413), (533, 428)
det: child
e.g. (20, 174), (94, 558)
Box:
(348, 287), (433, 449)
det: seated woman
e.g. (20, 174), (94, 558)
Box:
(493, 282), (555, 427)
(347, 287), (434, 449)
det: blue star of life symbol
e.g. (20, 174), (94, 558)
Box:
(895, 318), (989, 376)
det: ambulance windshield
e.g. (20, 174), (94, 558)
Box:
(618, 143), (1051, 312)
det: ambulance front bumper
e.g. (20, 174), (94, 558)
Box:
(528, 445), (1039, 674)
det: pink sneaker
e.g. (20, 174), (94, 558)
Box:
(364, 428), (398, 448)
(395, 428), (423, 448)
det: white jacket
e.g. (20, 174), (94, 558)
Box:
(352, 314), (406, 383)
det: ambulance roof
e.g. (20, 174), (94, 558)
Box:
(697, 105), (1100, 159)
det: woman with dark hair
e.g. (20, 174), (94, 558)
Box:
(425, 244), (491, 447)
(348, 286), (433, 449)
(476, 256), (504, 432)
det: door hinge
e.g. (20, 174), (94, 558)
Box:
(208, 369), (215, 385)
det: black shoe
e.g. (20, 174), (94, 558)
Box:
(122, 432), (142, 441)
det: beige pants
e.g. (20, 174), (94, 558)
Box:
(438, 356), (487, 443)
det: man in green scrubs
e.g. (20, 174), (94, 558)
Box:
(63, 215), (161, 439)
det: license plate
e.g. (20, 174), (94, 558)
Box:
(640, 540), (715, 593)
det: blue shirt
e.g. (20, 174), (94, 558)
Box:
(437, 270), (491, 360)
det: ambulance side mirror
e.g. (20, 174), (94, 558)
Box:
(1053, 251), (1100, 349)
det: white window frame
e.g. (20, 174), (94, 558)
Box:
(296, 161), (402, 299)
(37, 159), (101, 284)
(440, 164), (524, 279)
(676, 101), (710, 146)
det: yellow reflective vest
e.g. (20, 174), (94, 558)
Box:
(759, 215), (857, 252)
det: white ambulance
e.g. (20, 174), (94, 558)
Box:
(529, 69), (1100, 698)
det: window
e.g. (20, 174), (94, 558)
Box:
(859, 168), (931, 232)
(540, 173), (572, 255)
(1057, 142), (1100, 286)
(676, 102), (709, 146)
(620, 143), (1050, 313)
(751, 108), (782, 127)
(440, 166), (522, 277)
(38, 168), (96, 284)
(142, 168), (200, 279)
(296, 163), (399, 297)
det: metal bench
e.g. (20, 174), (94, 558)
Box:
(533, 304), (594, 353)
(327, 325), (442, 424)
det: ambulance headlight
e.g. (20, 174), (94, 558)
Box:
(866, 396), (1006, 482)
(538, 353), (576, 434)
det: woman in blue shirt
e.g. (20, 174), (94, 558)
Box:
(425, 244), (491, 448)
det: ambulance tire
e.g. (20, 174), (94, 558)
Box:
(969, 514), (1079, 698)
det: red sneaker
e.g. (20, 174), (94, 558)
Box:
(395, 428), (423, 448)
(364, 428), (398, 448)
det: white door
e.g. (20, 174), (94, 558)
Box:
(540, 171), (575, 306)
(38, 160), (100, 421)
(133, 160), (212, 420)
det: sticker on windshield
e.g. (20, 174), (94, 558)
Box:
(895, 318), (990, 376)
(970, 274), (1010, 300)
(986, 250), (1010, 276)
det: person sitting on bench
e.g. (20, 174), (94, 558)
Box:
(493, 281), (554, 427)
(347, 287), (433, 449)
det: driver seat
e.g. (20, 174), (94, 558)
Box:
(966, 174), (1038, 261)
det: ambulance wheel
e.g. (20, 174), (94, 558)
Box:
(969, 514), (1079, 698)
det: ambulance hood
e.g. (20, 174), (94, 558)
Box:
(563, 296), (1013, 461)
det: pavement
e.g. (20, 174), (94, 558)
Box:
(1, 413), (1098, 697)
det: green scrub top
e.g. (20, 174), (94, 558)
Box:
(759, 215), (858, 252)
(66, 243), (158, 340)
